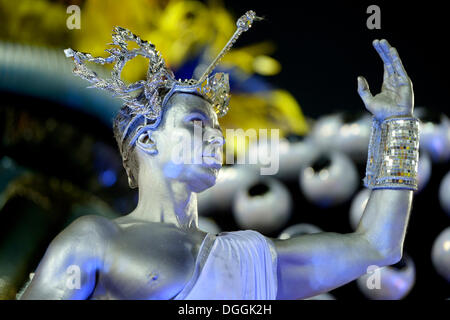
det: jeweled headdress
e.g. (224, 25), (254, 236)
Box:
(64, 10), (259, 188)
(64, 10), (258, 133)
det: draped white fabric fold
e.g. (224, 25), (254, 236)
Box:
(174, 230), (278, 300)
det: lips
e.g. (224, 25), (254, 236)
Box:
(202, 154), (223, 169)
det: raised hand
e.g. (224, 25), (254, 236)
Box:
(357, 39), (414, 121)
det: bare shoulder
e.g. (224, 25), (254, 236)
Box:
(65, 215), (118, 236)
(20, 215), (119, 299)
(49, 215), (119, 255)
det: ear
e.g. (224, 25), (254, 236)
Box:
(136, 130), (158, 155)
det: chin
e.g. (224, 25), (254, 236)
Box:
(188, 165), (220, 193)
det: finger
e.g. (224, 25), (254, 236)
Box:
(380, 39), (392, 51)
(357, 76), (374, 111)
(383, 65), (389, 82)
(373, 39), (395, 76)
(379, 39), (396, 75)
(380, 39), (401, 74)
(380, 39), (394, 61)
(389, 47), (408, 78)
(382, 65), (399, 88)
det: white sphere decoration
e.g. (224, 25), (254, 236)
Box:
(245, 135), (320, 180)
(349, 189), (371, 230)
(278, 223), (322, 240)
(334, 113), (371, 162)
(197, 165), (258, 215)
(275, 137), (320, 180)
(416, 150), (432, 193)
(309, 113), (342, 152)
(431, 227), (450, 282)
(310, 112), (372, 163)
(356, 255), (416, 300)
(198, 217), (221, 235)
(233, 177), (292, 234)
(439, 171), (450, 216)
(416, 108), (450, 163)
(299, 151), (359, 207)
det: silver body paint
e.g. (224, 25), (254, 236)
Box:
(21, 39), (416, 300)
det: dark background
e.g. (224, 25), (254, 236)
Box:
(225, 0), (449, 118)
(217, 0), (450, 299)
(0, 0), (448, 300)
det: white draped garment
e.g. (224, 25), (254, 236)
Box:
(173, 230), (278, 300)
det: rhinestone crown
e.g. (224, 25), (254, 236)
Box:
(64, 10), (259, 127)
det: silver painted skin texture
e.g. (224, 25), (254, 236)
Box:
(277, 224), (336, 300)
(349, 188), (371, 231)
(21, 39), (416, 300)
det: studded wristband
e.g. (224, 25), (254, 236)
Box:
(364, 116), (420, 190)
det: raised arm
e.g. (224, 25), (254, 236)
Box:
(273, 39), (418, 300)
(19, 215), (111, 300)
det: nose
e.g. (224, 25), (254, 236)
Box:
(205, 128), (225, 147)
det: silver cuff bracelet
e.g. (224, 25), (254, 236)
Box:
(364, 116), (420, 190)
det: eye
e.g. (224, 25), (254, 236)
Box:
(185, 112), (208, 127)
(191, 119), (205, 128)
(190, 117), (204, 123)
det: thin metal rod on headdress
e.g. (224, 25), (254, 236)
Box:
(197, 10), (261, 84)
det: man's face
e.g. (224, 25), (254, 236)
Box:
(143, 92), (224, 192)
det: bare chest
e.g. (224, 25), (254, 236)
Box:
(90, 224), (204, 300)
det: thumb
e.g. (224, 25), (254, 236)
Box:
(357, 76), (374, 112)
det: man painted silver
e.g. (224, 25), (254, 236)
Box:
(19, 11), (418, 299)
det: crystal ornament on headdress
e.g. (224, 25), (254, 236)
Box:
(64, 10), (259, 125)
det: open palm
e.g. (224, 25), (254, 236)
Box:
(357, 39), (413, 121)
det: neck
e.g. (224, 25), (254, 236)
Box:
(127, 164), (198, 230)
